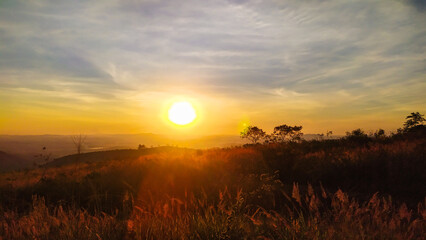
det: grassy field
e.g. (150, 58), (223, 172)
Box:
(1, 133), (425, 239)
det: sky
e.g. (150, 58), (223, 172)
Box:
(0, 0), (425, 136)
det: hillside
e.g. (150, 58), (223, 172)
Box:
(1, 134), (425, 239)
(45, 146), (185, 167)
(0, 151), (28, 172)
(0, 134), (245, 157)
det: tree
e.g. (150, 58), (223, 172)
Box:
(272, 124), (303, 143)
(240, 125), (266, 144)
(373, 129), (385, 138)
(71, 134), (86, 192)
(72, 134), (86, 155)
(403, 112), (425, 131)
(346, 128), (367, 138)
(345, 128), (370, 143)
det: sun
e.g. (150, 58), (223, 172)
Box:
(168, 101), (197, 125)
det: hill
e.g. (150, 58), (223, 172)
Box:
(0, 134), (327, 161)
(0, 150), (28, 172)
(1, 135), (425, 239)
(45, 146), (185, 167)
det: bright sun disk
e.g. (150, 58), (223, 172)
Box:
(168, 101), (197, 125)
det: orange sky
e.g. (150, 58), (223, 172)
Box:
(0, 0), (425, 136)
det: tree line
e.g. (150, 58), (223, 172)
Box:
(240, 124), (304, 144)
(240, 112), (425, 144)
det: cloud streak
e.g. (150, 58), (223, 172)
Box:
(0, 0), (425, 134)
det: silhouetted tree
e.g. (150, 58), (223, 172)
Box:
(138, 144), (146, 150)
(72, 134), (86, 155)
(71, 134), (86, 195)
(345, 128), (370, 143)
(240, 126), (266, 144)
(374, 129), (386, 138)
(263, 133), (278, 144)
(273, 124), (303, 142)
(346, 128), (367, 138)
(403, 112), (425, 131)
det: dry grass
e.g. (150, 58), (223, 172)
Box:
(1, 137), (425, 239)
(1, 185), (425, 239)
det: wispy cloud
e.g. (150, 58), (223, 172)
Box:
(0, 0), (425, 134)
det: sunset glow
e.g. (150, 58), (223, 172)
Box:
(0, 0), (424, 136)
(0, 2), (425, 238)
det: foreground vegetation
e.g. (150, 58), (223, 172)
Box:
(1, 117), (425, 239)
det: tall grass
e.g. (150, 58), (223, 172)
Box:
(1, 136), (425, 239)
(1, 184), (425, 239)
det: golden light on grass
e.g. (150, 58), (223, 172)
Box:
(168, 101), (197, 125)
